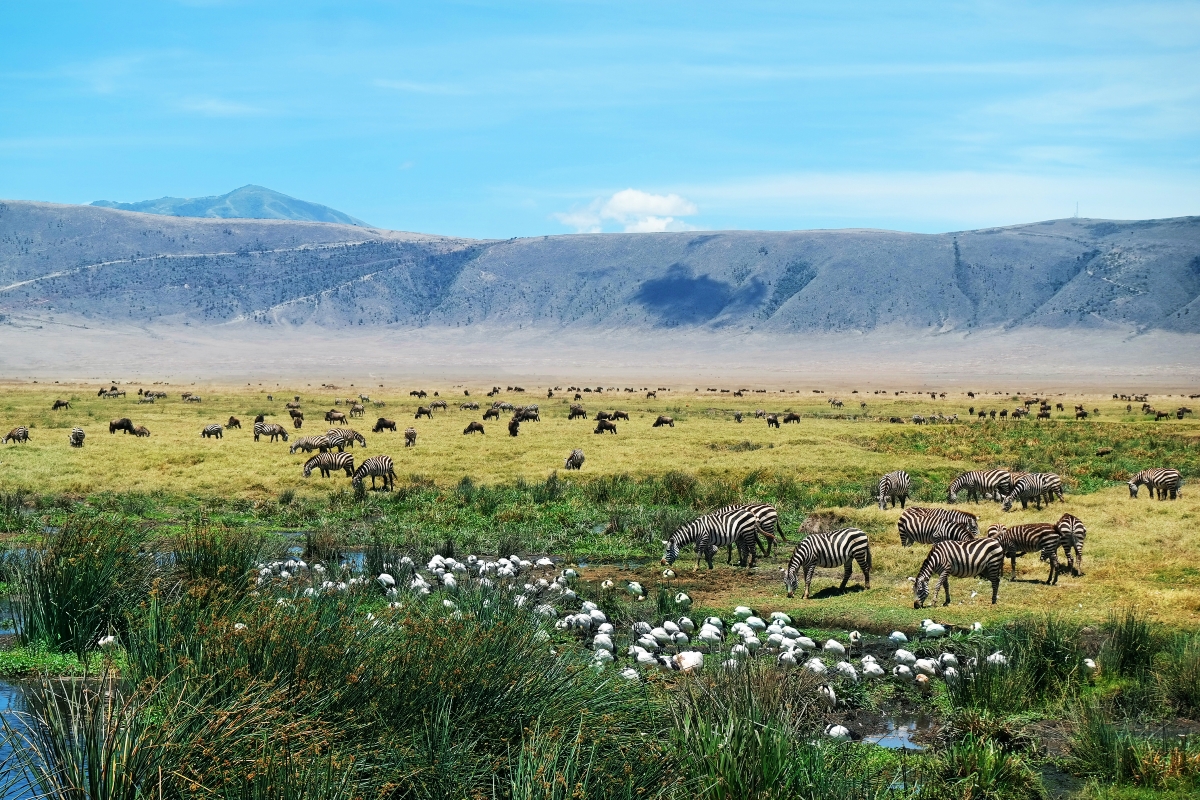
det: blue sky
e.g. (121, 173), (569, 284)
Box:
(2, 1), (1198, 237)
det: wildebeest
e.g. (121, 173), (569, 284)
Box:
(595, 411), (613, 421)
(783, 412), (801, 424)
(508, 418), (520, 437)
(225, 416), (241, 429)
(410, 390), (427, 398)
(109, 418), (135, 435)
(652, 415), (674, 427)
(185, 395), (201, 403)
(290, 409), (304, 422)
(564, 449), (584, 469)
(373, 417), (397, 433)
(646, 391), (657, 399)
(766, 414), (780, 428)
(460, 402), (479, 410)
(733, 412), (743, 423)
(286, 402), (302, 410)
(132, 425), (151, 437)
(464, 421), (485, 435)
(514, 408), (540, 422)
(52, 399), (70, 411)
(405, 427), (418, 446)
(612, 410), (630, 421)
(483, 408), (500, 421)
(415, 406), (433, 419)
(568, 404), (587, 420)
(254, 414), (266, 424)
(326, 410), (347, 424)
(594, 419), (617, 434)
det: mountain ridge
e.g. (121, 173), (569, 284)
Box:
(90, 184), (370, 227)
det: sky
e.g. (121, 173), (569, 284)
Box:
(2, 1), (1198, 238)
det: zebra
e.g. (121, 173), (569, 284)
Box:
(782, 528), (872, 599)
(303, 452), (355, 478)
(1002, 473), (1063, 511)
(253, 422), (289, 442)
(201, 424), (223, 439)
(661, 508), (761, 570)
(352, 455), (396, 491)
(3, 426), (30, 444)
(1128, 468), (1182, 500)
(289, 435), (332, 454)
(716, 503), (784, 557)
(132, 425), (151, 437)
(1055, 513), (1087, 575)
(68, 427), (85, 447)
(987, 522), (1063, 584)
(326, 428), (367, 451)
(897, 507), (979, 547)
(564, 449), (584, 470)
(914, 538), (1005, 607)
(404, 427), (417, 446)
(947, 469), (1013, 503)
(876, 470), (911, 510)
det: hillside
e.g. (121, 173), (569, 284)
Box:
(1, 200), (1197, 334)
(90, 185), (369, 227)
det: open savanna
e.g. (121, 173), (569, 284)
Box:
(1, 382), (1198, 627)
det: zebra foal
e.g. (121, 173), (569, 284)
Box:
(782, 528), (871, 599)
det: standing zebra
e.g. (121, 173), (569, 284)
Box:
(564, 449), (585, 470)
(303, 452), (355, 478)
(253, 422), (290, 442)
(877, 471), (911, 510)
(897, 507), (979, 547)
(1128, 468), (1183, 500)
(289, 435), (333, 454)
(404, 427), (417, 447)
(1002, 473), (1063, 511)
(1055, 513), (1087, 575)
(987, 523), (1063, 584)
(782, 528), (871, 599)
(716, 503), (784, 557)
(947, 469), (1013, 503)
(914, 538), (1005, 607)
(68, 427), (85, 447)
(3, 426), (30, 444)
(661, 508), (760, 570)
(352, 455), (396, 491)
(326, 428), (367, 452)
(201, 424), (223, 439)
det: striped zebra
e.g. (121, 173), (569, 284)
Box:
(716, 503), (785, 557)
(897, 507), (979, 547)
(661, 509), (760, 570)
(1002, 473), (1063, 511)
(1128, 468), (1182, 500)
(782, 528), (872, 599)
(3, 426), (30, 444)
(303, 452), (355, 478)
(877, 470), (911, 510)
(987, 522), (1063, 584)
(253, 422), (290, 442)
(947, 469), (1013, 503)
(914, 538), (1005, 607)
(326, 428), (367, 452)
(200, 424), (223, 439)
(289, 435), (333, 454)
(352, 455), (396, 491)
(1055, 513), (1087, 575)
(68, 427), (85, 448)
(564, 449), (584, 470)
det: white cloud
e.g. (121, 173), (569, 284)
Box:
(178, 97), (264, 117)
(553, 188), (700, 232)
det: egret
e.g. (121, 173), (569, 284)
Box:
(817, 684), (837, 709)
(835, 661), (859, 683)
(805, 658), (827, 675)
(824, 724), (852, 741)
(824, 639), (846, 657)
(893, 649), (917, 666)
(889, 631), (908, 643)
(734, 606), (753, 620)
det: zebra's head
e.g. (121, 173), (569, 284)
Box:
(783, 565), (800, 598)
(661, 539), (679, 565)
(1001, 493), (1015, 512)
(303, 458), (315, 478)
(1128, 478), (1140, 498)
(877, 492), (888, 511)
(913, 574), (930, 608)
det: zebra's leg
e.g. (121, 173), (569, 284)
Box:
(840, 560), (853, 590)
(859, 553), (871, 588)
(803, 564), (816, 600)
(1010, 555), (1018, 581)
(899, 495), (906, 509)
(938, 568), (952, 606)
(990, 576), (1000, 604)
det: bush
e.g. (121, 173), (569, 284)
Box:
(1154, 633), (1200, 715)
(937, 733), (1044, 799)
(1103, 608), (1156, 678)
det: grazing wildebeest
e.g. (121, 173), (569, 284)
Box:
(373, 417), (397, 433)
(568, 405), (587, 420)
(410, 390), (427, 398)
(508, 418), (520, 437)
(783, 412), (801, 424)
(132, 425), (151, 437)
(483, 408), (500, 421)
(415, 406), (433, 419)
(646, 391), (657, 399)
(405, 427), (417, 446)
(290, 408), (304, 422)
(515, 408), (540, 422)
(326, 410), (347, 424)
(594, 419), (617, 434)
(463, 421), (485, 435)
(766, 414), (780, 428)
(574, 393), (582, 400)
(653, 415), (674, 427)
(227, 416), (241, 429)
(254, 414), (266, 424)
(595, 411), (613, 421)
(460, 402), (479, 410)
(612, 410), (630, 421)
(52, 399), (70, 411)
(109, 418), (135, 435)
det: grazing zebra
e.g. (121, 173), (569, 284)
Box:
(404, 427), (417, 446)
(564, 449), (585, 470)
(352, 455), (396, 491)
(289, 435), (332, 454)
(987, 523), (1063, 584)
(1055, 513), (1087, 575)
(661, 508), (761, 570)
(132, 425), (151, 437)
(185, 395), (202, 403)
(1128, 468), (1183, 500)
(253, 422), (290, 442)
(783, 528), (872, 599)
(68, 427), (85, 447)
(1002, 473), (1063, 511)
(3, 426), (30, 444)
(947, 469), (1013, 503)
(325, 428), (367, 451)
(201, 424), (223, 439)
(897, 507), (978, 547)
(303, 452), (355, 478)
(914, 538), (1005, 607)
(716, 503), (784, 557)
(877, 470), (911, 510)
(349, 403), (365, 418)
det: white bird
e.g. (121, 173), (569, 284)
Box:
(939, 653), (959, 669)
(893, 649), (917, 666)
(987, 651), (1008, 667)
(674, 592), (692, 607)
(662, 568), (676, 579)
(561, 568), (578, 580)
(589, 609), (607, 624)
(98, 634), (117, 649)
(593, 634), (614, 652)
(922, 623), (947, 638)
(593, 649), (614, 663)
(377, 573), (396, 588)
(734, 606), (753, 620)
(778, 651), (798, 668)
(824, 639), (846, 657)
(745, 616), (767, 632)
(620, 667), (639, 680)
(889, 631), (909, 643)
(743, 636), (762, 653)
(698, 629), (723, 647)
(536, 557), (554, 567)
(805, 658), (827, 675)
(704, 617), (725, 630)
(234, 623), (247, 632)
(635, 649), (658, 666)
(601, 579), (615, 590)
(632, 621), (652, 635)
(638, 635), (661, 651)
(581, 601), (599, 612)
(677, 617), (695, 633)
(942, 667), (960, 684)
(863, 662), (886, 679)
(796, 637), (817, 651)
(770, 612), (793, 624)
(913, 659), (938, 677)
(767, 633), (785, 648)
(782, 625), (801, 638)
(674, 632), (690, 645)
(730, 644), (750, 660)
(627, 582), (644, 597)
(892, 665), (914, 682)
(673, 651), (704, 673)
(597, 622), (614, 635)
(861, 654), (878, 664)
(824, 724), (852, 741)
(817, 684), (837, 708)
(441, 574), (457, 589)
(651, 627), (673, 646)
(663, 620), (680, 634)
(722, 659), (741, 671)
(766, 622), (784, 636)
(535, 604), (557, 618)
(835, 661), (859, 682)
(849, 631), (862, 653)
(971, 622), (983, 632)
(1083, 658), (1098, 675)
